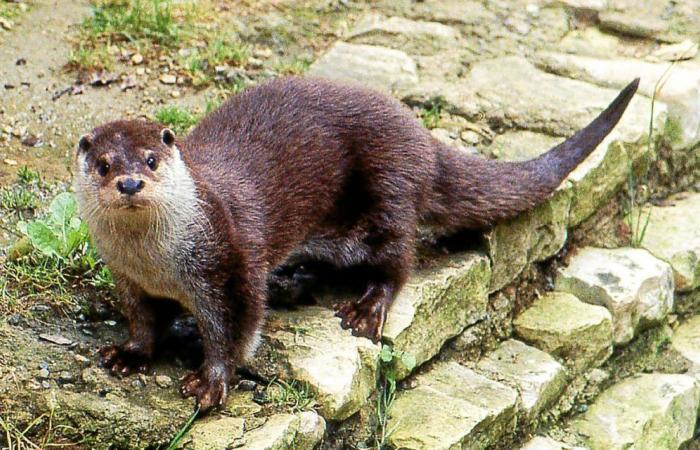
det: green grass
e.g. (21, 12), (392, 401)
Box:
(86, 0), (180, 45)
(275, 57), (312, 75)
(261, 379), (316, 413)
(178, 35), (249, 86)
(420, 97), (446, 130)
(155, 106), (199, 134)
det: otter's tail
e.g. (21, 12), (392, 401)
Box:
(425, 78), (640, 230)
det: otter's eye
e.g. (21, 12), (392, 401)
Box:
(97, 161), (110, 177)
(146, 156), (158, 171)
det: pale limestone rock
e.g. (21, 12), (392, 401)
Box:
(671, 315), (700, 365)
(513, 292), (613, 371)
(599, 11), (668, 39)
(387, 361), (518, 450)
(521, 436), (587, 450)
(573, 374), (700, 450)
(189, 412), (325, 450)
(477, 339), (567, 418)
(347, 14), (460, 55)
(485, 130), (563, 161)
(650, 39), (699, 62)
(248, 307), (379, 420)
(408, 0), (495, 26)
(307, 42), (418, 93)
(636, 193), (700, 292)
(534, 52), (699, 149)
(556, 247), (674, 344)
(384, 252), (491, 378)
(552, 0), (607, 12)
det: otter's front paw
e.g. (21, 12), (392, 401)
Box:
(99, 344), (151, 377)
(180, 364), (232, 412)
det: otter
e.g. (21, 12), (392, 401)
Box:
(74, 76), (639, 411)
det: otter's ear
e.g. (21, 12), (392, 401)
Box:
(78, 134), (92, 153)
(161, 128), (176, 147)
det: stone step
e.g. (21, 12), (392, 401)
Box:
(633, 192), (700, 292)
(513, 292), (613, 372)
(346, 14), (461, 55)
(188, 411), (325, 450)
(572, 373), (700, 450)
(520, 436), (587, 450)
(476, 339), (567, 420)
(307, 42), (418, 93)
(556, 247), (674, 345)
(534, 51), (700, 149)
(387, 361), (518, 450)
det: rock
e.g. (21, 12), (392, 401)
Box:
(159, 74), (177, 85)
(650, 39), (699, 62)
(559, 27), (626, 58)
(636, 193), (700, 292)
(477, 340), (567, 419)
(387, 361), (518, 450)
(553, 0), (607, 13)
(383, 252), (491, 378)
(486, 185), (572, 292)
(307, 42), (418, 93)
(520, 436), (586, 450)
(0, 17), (14, 30)
(408, 0), (495, 27)
(556, 247), (674, 344)
(671, 315), (700, 366)
(599, 11), (668, 40)
(485, 130), (563, 161)
(131, 53), (144, 65)
(247, 306), (379, 420)
(189, 412), (325, 450)
(39, 334), (73, 346)
(154, 374), (172, 388)
(513, 292), (613, 371)
(37, 368), (50, 379)
(534, 52), (700, 149)
(573, 373), (700, 450)
(347, 14), (460, 55)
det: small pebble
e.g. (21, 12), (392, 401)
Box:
(131, 53), (144, 65)
(4, 159), (17, 166)
(59, 371), (74, 383)
(160, 74), (177, 85)
(41, 381), (50, 389)
(155, 374), (173, 388)
(170, 90), (181, 98)
(237, 379), (257, 391)
(37, 368), (50, 379)
(74, 354), (90, 364)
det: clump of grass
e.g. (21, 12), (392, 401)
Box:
(68, 44), (114, 72)
(420, 97), (446, 130)
(275, 57), (311, 75)
(1, 192), (113, 317)
(179, 36), (249, 86)
(260, 379), (316, 413)
(86, 0), (180, 46)
(0, 166), (46, 218)
(372, 345), (416, 450)
(155, 106), (199, 134)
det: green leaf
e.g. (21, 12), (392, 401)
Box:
(50, 192), (77, 226)
(400, 352), (417, 371)
(379, 345), (394, 363)
(26, 221), (61, 258)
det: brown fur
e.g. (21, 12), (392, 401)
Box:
(75, 76), (639, 411)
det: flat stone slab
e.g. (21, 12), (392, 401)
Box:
(387, 361), (518, 450)
(534, 52), (700, 149)
(188, 411), (325, 450)
(521, 436), (587, 450)
(307, 42), (418, 93)
(599, 11), (668, 39)
(477, 339), (567, 419)
(573, 373), (700, 450)
(635, 192), (700, 292)
(556, 247), (674, 344)
(671, 315), (700, 365)
(248, 307), (379, 421)
(347, 14), (460, 55)
(513, 292), (613, 372)
(383, 252), (491, 378)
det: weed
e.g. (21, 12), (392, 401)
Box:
(87, 0), (180, 45)
(179, 36), (249, 86)
(373, 345), (416, 450)
(68, 44), (114, 71)
(1, 192), (113, 317)
(0, 186), (39, 217)
(420, 97), (446, 130)
(262, 379), (316, 413)
(155, 106), (198, 134)
(162, 407), (199, 450)
(17, 166), (41, 185)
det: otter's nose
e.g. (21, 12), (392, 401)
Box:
(116, 178), (145, 196)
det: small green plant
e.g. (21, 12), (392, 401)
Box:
(420, 97), (446, 130)
(179, 36), (249, 86)
(275, 57), (311, 75)
(262, 379), (316, 413)
(0, 186), (39, 216)
(16, 166), (41, 185)
(155, 106), (199, 134)
(373, 345), (416, 450)
(87, 0), (179, 45)
(162, 407), (199, 450)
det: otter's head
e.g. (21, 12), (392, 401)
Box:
(74, 119), (190, 224)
